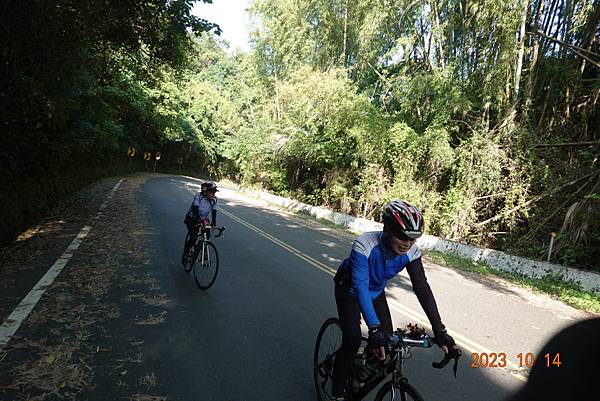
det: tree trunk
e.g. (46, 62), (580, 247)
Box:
(513, 1), (529, 105)
(273, 65), (281, 122)
(541, 0), (560, 54)
(530, 0), (544, 43)
(419, 12), (432, 68)
(431, 0), (445, 68)
(342, 0), (348, 68)
(526, 0), (545, 108)
(561, 0), (573, 61)
(539, 84), (552, 127)
(542, 0), (560, 35)
(549, 0), (565, 56)
(580, 0), (600, 73)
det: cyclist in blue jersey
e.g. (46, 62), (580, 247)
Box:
(330, 200), (457, 400)
(181, 182), (219, 265)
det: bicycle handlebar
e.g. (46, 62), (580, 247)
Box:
(388, 333), (431, 348)
(214, 226), (226, 238)
(388, 324), (461, 378)
(194, 223), (226, 238)
(432, 347), (461, 377)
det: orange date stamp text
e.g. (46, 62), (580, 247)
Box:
(470, 352), (561, 368)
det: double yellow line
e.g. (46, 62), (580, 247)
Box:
(219, 208), (337, 277)
(219, 205), (528, 383)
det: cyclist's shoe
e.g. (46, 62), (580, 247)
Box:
(329, 397), (345, 401)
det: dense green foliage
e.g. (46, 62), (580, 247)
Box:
(228, 0), (600, 270)
(0, 0), (220, 242)
(3, 1), (599, 270)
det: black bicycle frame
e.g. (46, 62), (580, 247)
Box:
(350, 347), (405, 401)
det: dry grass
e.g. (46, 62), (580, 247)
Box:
(0, 174), (171, 400)
(139, 372), (158, 387)
(6, 340), (92, 399)
(134, 311), (167, 326)
(129, 395), (167, 401)
(141, 294), (170, 307)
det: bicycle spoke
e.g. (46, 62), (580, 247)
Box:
(374, 381), (424, 401)
(193, 241), (219, 290)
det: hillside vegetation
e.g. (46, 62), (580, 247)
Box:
(2, 0), (599, 270)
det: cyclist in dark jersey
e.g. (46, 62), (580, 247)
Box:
(330, 200), (457, 400)
(181, 182), (218, 265)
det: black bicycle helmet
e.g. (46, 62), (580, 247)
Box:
(382, 200), (424, 240)
(201, 182), (219, 193)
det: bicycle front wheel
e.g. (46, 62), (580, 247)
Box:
(193, 241), (219, 290)
(314, 318), (342, 401)
(374, 380), (425, 401)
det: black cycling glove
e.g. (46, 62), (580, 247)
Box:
(368, 325), (388, 348)
(433, 327), (456, 348)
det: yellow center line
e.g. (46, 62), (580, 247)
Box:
(220, 208), (336, 277)
(218, 203), (528, 383)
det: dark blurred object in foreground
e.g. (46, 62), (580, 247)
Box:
(506, 318), (600, 401)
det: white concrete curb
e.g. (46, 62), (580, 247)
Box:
(245, 189), (600, 296)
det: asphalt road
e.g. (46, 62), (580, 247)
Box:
(135, 175), (529, 401)
(1, 174), (594, 401)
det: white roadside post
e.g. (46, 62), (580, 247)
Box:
(547, 232), (557, 262)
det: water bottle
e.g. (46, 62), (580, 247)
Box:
(357, 354), (379, 384)
(352, 349), (367, 389)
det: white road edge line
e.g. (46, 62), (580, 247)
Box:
(0, 178), (124, 351)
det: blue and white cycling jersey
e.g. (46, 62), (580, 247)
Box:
(337, 231), (423, 327)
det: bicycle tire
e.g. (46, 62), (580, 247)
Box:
(314, 317), (343, 401)
(183, 233), (194, 273)
(193, 241), (219, 290)
(373, 380), (425, 401)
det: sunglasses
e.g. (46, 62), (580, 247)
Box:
(390, 230), (421, 242)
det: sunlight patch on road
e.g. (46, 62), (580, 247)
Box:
(321, 254), (342, 263)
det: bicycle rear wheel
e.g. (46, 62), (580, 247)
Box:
(183, 234), (194, 273)
(193, 241), (219, 290)
(374, 380), (424, 401)
(314, 317), (343, 401)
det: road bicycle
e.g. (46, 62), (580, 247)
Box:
(314, 318), (460, 401)
(182, 225), (225, 290)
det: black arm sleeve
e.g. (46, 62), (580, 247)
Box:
(406, 257), (445, 332)
(211, 209), (217, 225)
(192, 205), (200, 220)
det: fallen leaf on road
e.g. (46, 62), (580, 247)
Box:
(134, 311), (167, 325)
(44, 354), (55, 364)
(139, 372), (158, 387)
(129, 394), (167, 401)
